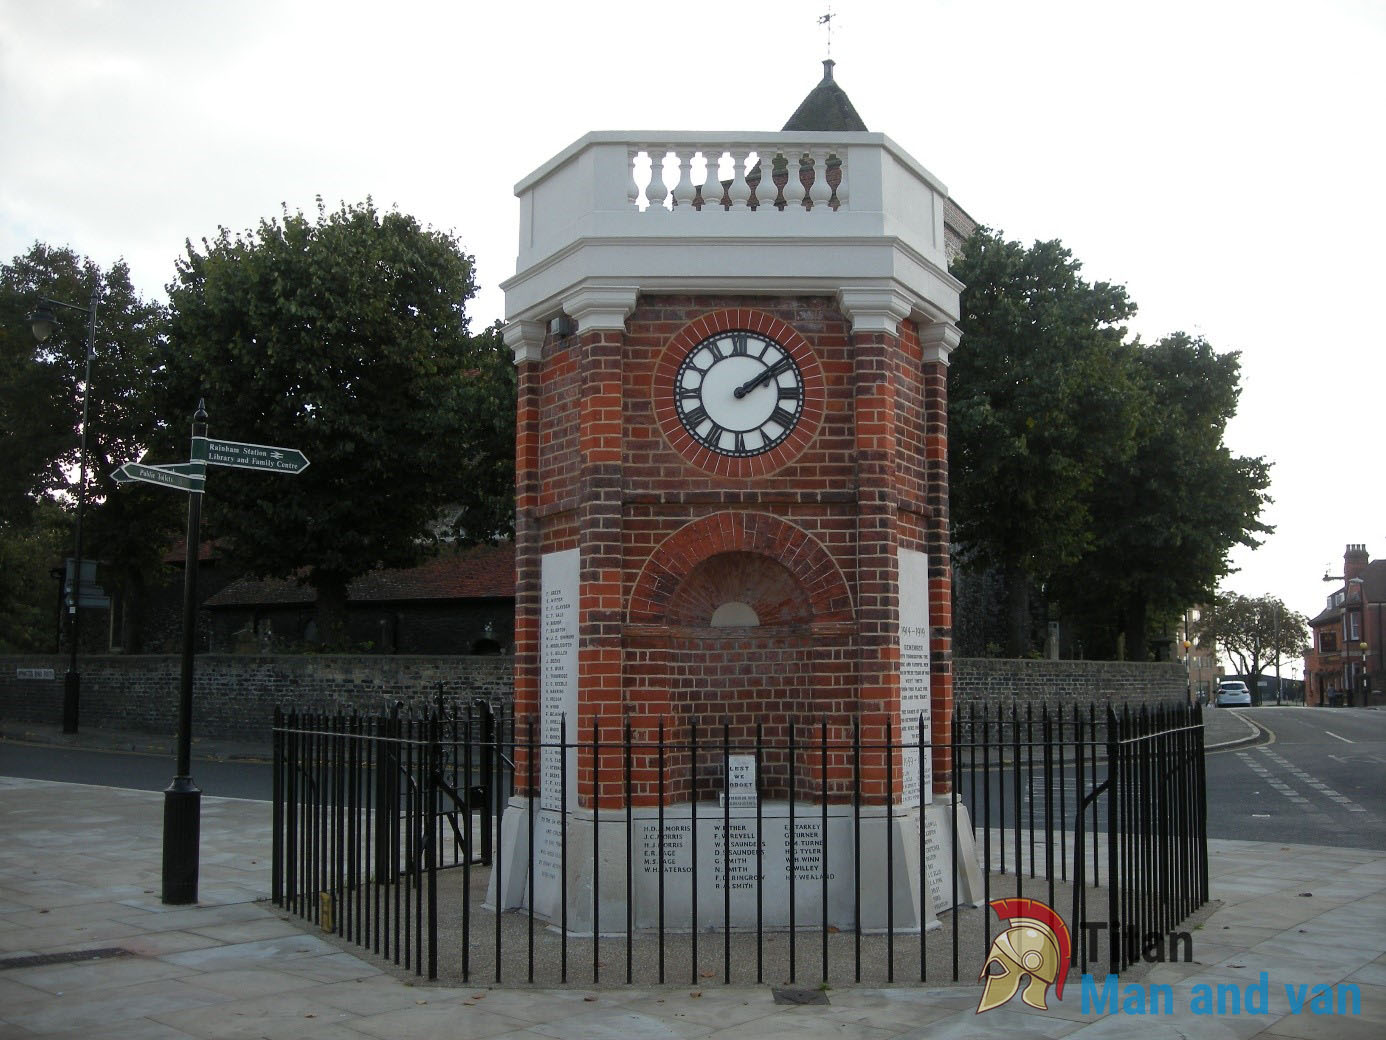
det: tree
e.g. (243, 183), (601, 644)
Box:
(1198, 593), (1308, 690)
(448, 321), (515, 544)
(0, 244), (179, 649)
(164, 199), (506, 647)
(0, 500), (69, 652)
(1049, 334), (1272, 659)
(949, 230), (1141, 655)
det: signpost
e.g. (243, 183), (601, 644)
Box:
(112, 461), (207, 493)
(114, 401), (307, 904)
(192, 436), (309, 474)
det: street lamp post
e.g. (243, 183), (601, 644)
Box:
(1274, 601), (1282, 706)
(1360, 641), (1370, 707)
(30, 285), (100, 734)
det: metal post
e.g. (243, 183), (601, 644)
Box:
(58, 285), (101, 733)
(1274, 603), (1282, 705)
(162, 400), (206, 904)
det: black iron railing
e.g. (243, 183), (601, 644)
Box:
(272, 697), (1206, 984)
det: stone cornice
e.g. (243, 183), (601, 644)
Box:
(502, 320), (546, 364)
(919, 322), (963, 366)
(562, 286), (639, 332)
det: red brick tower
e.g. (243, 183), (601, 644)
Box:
(491, 87), (980, 931)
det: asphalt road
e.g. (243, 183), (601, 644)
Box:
(0, 741), (272, 801)
(2, 706), (1381, 851)
(1205, 706), (1386, 849)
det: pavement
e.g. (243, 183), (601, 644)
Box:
(1203, 703), (1268, 750)
(1, 713), (1381, 1039)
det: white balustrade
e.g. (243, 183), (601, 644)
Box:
(646, 150), (670, 212)
(807, 150), (832, 212)
(627, 141), (853, 215)
(671, 151), (696, 211)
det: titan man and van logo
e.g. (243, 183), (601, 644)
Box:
(976, 898), (1362, 1018)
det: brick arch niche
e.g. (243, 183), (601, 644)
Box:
(625, 512), (856, 802)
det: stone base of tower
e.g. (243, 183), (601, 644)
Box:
(487, 798), (983, 937)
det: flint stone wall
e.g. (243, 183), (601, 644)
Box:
(0, 655), (1185, 746)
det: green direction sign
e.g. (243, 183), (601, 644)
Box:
(115, 461), (207, 493)
(192, 436), (309, 474)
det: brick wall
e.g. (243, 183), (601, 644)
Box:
(0, 654), (513, 744)
(0, 655), (1181, 747)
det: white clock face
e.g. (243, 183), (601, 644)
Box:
(674, 331), (805, 457)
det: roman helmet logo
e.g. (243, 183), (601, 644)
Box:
(976, 897), (1072, 1014)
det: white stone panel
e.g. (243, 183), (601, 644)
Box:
(540, 548), (579, 812)
(899, 547), (932, 806)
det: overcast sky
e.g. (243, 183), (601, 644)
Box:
(3, 0), (1382, 666)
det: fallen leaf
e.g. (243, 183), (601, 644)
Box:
(700, 969), (714, 978)
(584, 996), (597, 1002)
(690, 991), (702, 998)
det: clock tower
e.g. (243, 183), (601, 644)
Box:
(492, 63), (981, 933)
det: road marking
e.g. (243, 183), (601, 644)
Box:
(1237, 747), (1372, 816)
(1324, 730), (1355, 744)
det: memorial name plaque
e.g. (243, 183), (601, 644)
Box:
(898, 547), (932, 806)
(540, 549), (579, 811)
(627, 809), (887, 929)
(921, 802), (984, 913)
(720, 755), (757, 808)
(16, 668), (56, 680)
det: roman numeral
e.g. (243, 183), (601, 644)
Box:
(704, 422), (726, 446)
(682, 405), (708, 428)
(779, 382), (802, 402)
(734, 432), (747, 454)
(729, 333), (749, 356)
(770, 406), (797, 428)
(768, 356), (794, 378)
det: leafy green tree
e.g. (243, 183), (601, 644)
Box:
(0, 244), (178, 650)
(164, 199), (505, 647)
(1050, 334), (1272, 658)
(0, 500), (69, 652)
(448, 321), (515, 544)
(1197, 593), (1308, 694)
(949, 230), (1141, 655)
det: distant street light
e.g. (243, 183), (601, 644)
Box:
(30, 285), (100, 734)
(1361, 641), (1370, 706)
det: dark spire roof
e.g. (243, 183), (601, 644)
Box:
(782, 59), (867, 132)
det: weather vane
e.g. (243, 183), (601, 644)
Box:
(819, 5), (835, 59)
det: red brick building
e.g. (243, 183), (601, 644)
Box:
(1304, 543), (1386, 706)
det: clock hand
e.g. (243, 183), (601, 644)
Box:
(734, 358), (792, 399)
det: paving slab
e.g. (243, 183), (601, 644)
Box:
(2, 772), (1384, 1040)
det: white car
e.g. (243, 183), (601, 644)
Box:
(1215, 681), (1252, 707)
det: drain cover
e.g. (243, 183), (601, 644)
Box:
(0, 947), (133, 971)
(772, 986), (830, 1005)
